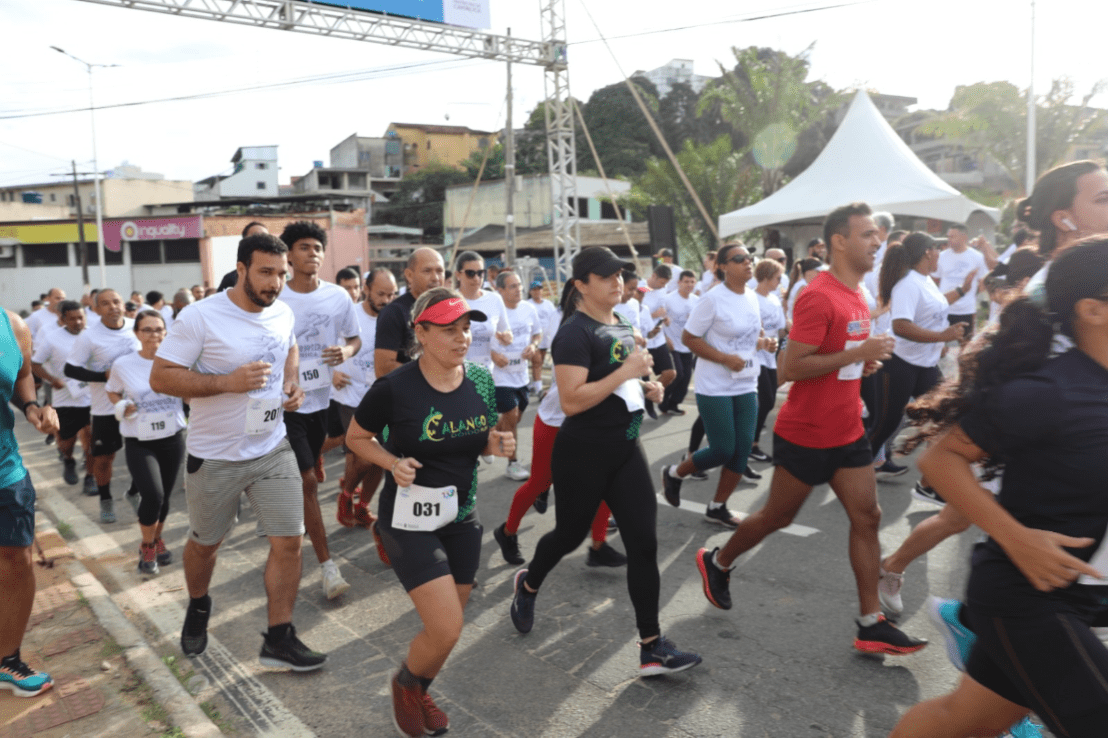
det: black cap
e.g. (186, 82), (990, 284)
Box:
(571, 247), (635, 281)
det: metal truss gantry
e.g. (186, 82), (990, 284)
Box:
(73, 0), (583, 279)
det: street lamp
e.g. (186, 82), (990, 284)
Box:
(51, 45), (119, 289)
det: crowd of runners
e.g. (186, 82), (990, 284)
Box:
(2, 159), (1107, 737)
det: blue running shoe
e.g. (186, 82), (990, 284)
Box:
(510, 569), (536, 634)
(1006, 716), (1043, 738)
(639, 635), (702, 677)
(927, 597), (975, 671)
(0, 652), (53, 697)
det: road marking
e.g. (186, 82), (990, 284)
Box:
(656, 494), (820, 537)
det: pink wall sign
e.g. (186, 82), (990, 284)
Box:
(103, 216), (203, 252)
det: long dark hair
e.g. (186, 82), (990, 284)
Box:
(784, 257), (823, 306)
(1017, 160), (1103, 258)
(904, 236), (1108, 465)
(878, 232), (934, 307)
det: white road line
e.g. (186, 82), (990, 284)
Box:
(656, 494), (820, 537)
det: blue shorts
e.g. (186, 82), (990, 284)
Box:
(0, 473), (36, 548)
(495, 385), (529, 415)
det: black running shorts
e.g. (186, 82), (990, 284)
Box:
(284, 409), (328, 473)
(771, 432), (872, 487)
(377, 513), (483, 592)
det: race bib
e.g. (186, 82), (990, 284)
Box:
(359, 359), (376, 385)
(503, 350), (525, 368)
(838, 340), (864, 381)
(391, 484), (459, 532)
(729, 351), (758, 381)
(245, 398), (282, 435)
(136, 411), (176, 441)
(613, 378), (645, 413)
(298, 357), (331, 391)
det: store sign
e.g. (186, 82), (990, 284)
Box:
(0, 222), (99, 244)
(309, 0), (490, 29)
(104, 216), (202, 252)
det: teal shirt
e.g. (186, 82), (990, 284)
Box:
(0, 310), (28, 488)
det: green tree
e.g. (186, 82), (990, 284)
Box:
(371, 164), (471, 240)
(576, 76), (661, 177)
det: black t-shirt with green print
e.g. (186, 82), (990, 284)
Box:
(551, 310), (643, 442)
(354, 360), (497, 526)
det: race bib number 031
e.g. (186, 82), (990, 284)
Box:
(391, 484), (459, 532)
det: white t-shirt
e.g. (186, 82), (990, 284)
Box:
(998, 242), (1019, 264)
(935, 247), (987, 315)
(156, 291), (297, 461)
(27, 308), (59, 343)
(685, 285), (761, 396)
(105, 352), (186, 440)
(465, 290), (510, 372)
(786, 277), (808, 322)
(890, 270), (949, 368)
(492, 301), (541, 388)
(277, 281), (360, 415)
(84, 307), (101, 327)
(530, 298), (558, 350)
(864, 240), (888, 300)
(614, 298), (641, 334)
(754, 291), (786, 371)
(159, 304), (175, 330)
(640, 289), (668, 350)
(536, 379), (565, 427)
(32, 327), (89, 408)
(696, 270), (716, 296)
(333, 305), (378, 409)
(664, 266), (681, 293)
(67, 318), (140, 416)
(663, 291), (699, 353)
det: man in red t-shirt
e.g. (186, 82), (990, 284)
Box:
(694, 202), (929, 656)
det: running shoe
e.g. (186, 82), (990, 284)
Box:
(875, 460), (909, 478)
(533, 489), (549, 514)
(645, 403), (658, 420)
(510, 569), (536, 634)
(420, 691), (450, 737)
(321, 562), (350, 600)
(126, 488), (141, 515)
(181, 596), (211, 657)
(0, 652), (53, 698)
(352, 502), (376, 529)
(313, 455), (326, 483)
(45, 433), (55, 446)
(853, 614), (928, 655)
(494, 523), (525, 566)
(927, 597), (974, 671)
(1007, 716), (1044, 738)
(391, 671), (425, 738)
(336, 488), (357, 527)
(681, 455), (708, 481)
(63, 458), (78, 485)
(748, 447), (772, 464)
(370, 521), (392, 567)
(664, 408), (687, 416)
(742, 465), (762, 481)
(100, 498), (116, 524)
(154, 538), (173, 566)
(878, 565), (904, 615)
(638, 635), (702, 677)
(83, 474), (98, 497)
(258, 625), (327, 671)
(138, 542), (159, 576)
(912, 481), (946, 506)
(695, 547), (732, 610)
(506, 461), (530, 481)
(586, 542), (627, 568)
(703, 505), (741, 528)
(660, 465), (682, 507)
(607, 516), (618, 534)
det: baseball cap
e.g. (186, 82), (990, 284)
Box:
(571, 247), (635, 281)
(413, 296), (488, 325)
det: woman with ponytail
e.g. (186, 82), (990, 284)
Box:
(891, 236), (1108, 737)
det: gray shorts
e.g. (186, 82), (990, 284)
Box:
(184, 439), (303, 545)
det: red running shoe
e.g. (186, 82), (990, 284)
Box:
(390, 671), (424, 738)
(419, 690), (449, 736)
(352, 502), (376, 529)
(336, 487), (357, 527)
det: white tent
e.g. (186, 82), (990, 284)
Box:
(718, 90), (1000, 237)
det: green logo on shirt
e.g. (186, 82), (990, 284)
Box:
(609, 337), (630, 365)
(418, 406), (489, 442)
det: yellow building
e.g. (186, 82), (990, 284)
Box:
(385, 122), (498, 173)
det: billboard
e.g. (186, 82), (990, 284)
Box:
(309, 0), (490, 29)
(104, 216), (203, 252)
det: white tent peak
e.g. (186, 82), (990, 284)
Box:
(719, 89), (1000, 237)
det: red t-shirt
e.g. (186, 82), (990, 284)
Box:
(774, 271), (871, 449)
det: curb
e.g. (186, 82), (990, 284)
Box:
(37, 491), (223, 738)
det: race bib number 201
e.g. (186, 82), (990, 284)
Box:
(245, 398), (282, 435)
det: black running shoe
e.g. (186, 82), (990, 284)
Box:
(494, 523), (525, 565)
(912, 481), (946, 506)
(259, 625), (327, 671)
(875, 460), (909, 478)
(62, 458), (78, 486)
(660, 465), (682, 507)
(639, 635), (702, 677)
(509, 569), (536, 634)
(854, 614), (928, 655)
(533, 489), (549, 514)
(748, 447), (772, 463)
(586, 542), (628, 568)
(695, 547), (732, 610)
(181, 597), (211, 657)
(703, 505), (740, 528)
(742, 465), (762, 481)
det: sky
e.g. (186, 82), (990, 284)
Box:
(1, 0), (1103, 189)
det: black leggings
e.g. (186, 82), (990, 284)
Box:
(124, 431), (185, 527)
(867, 354), (940, 455)
(525, 433), (660, 639)
(754, 365), (778, 443)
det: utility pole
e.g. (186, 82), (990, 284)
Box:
(1025, 0), (1037, 194)
(504, 28), (517, 268)
(70, 160), (89, 288)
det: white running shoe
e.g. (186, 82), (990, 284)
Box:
(878, 565), (904, 615)
(506, 461), (530, 481)
(322, 563), (350, 600)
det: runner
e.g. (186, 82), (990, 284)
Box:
(31, 300), (95, 495)
(490, 270), (541, 481)
(890, 236), (1108, 737)
(333, 267), (397, 530)
(64, 289), (141, 524)
(150, 231), (325, 670)
(375, 248), (445, 378)
(0, 307), (59, 698)
(321, 267), (364, 459)
(694, 203), (928, 655)
(660, 242), (770, 526)
(527, 280), (558, 396)
(276, 221), (361, 601)
(658, 269), (699, 415)
(509, 246), (702, 678)
(26, 287), (65, 343)
(105, 310), (186, 576)
(453, 250), (511, 400)
(749, 258), (787, 464)
(344, 287), (515, 737)
(638, 265), (677, 420)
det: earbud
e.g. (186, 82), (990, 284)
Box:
(1062, 217), (1078, 231)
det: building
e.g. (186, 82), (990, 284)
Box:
(288, 133), (405, 223)
(385, 122), (498, 173)
(632, 59), (713, 99)
(329, 132), (404, 180)
(443, 174), (631, 234)
(194, 146), (280, 199)
(0, 162), (194, 220)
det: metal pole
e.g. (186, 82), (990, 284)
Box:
(71, 160), (90, 289)
(1025, 0), (1036, 194)
(87, 64), (107, 287)
(505, 28), (516, 268)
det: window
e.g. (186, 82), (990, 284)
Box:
(164, 239), (200, 264)
(256, 181), (266, 190)
(85, 242), (124, 265)
(427, 141), (432, 150)
(0, 245), (16, 268)
(68, 194), (75, 206)
(256, 162), (268, 170)
(22, 243), (69, 267)
(49, 193), (57, 202)
(348, 173), (366, 189)
(129, 241), (161, 264)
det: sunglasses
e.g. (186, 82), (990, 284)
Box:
(724, 254), (752, 265)
(462, 269), (486, 279)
